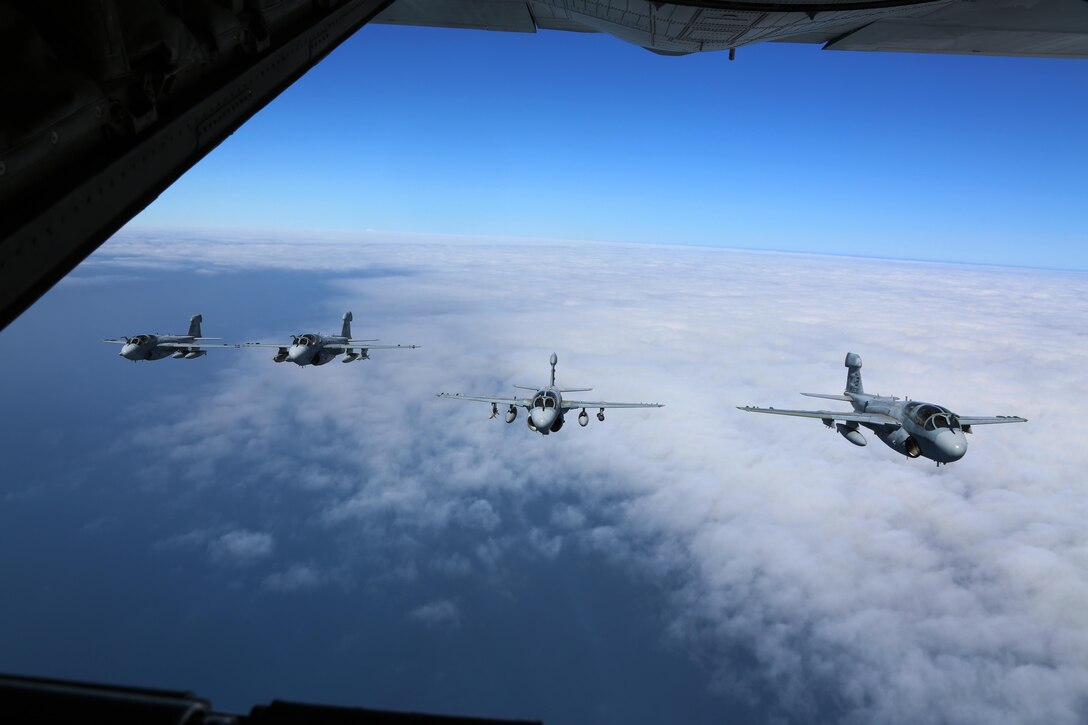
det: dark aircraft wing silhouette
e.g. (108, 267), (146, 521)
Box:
(374, 0), (1088, 59)
(0, 672), (542, 725)
(2, 0), (1087, 330)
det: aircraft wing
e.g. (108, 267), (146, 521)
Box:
(436, 393), (531, 407)
(562, 400), (664, 410)
(372, 1), (1088, 59)
(956, 415), (1028, 425)
(237, 342), (419, 351)
(320, 344), (421, 355)
(155, 342), (239, 349)
(101, 339), (235, 347)
(738, 406), (900, 427)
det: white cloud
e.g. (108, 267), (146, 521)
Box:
(109, 230), (1088, 724)
(550, 503), (587, 530)
(408, 599), (461, 630)
(263, 563), (323, 592)
(528, 528), (562, 559)
(461, 498), (501, 531)
(208, 530), (274, 565)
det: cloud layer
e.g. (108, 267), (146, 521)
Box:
(99, 229), (1088, 724)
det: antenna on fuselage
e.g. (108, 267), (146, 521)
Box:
(549, 352), (557, 387)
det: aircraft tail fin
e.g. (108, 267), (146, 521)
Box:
(341, 311), (353, 339)
(188, 314), (203, 338)
(844, 352), (864, 394)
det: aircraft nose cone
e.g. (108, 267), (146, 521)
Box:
(287, 345), (308, 363)
(531, 409), (556, 432)
(935, 432), (967, 462)
(120, 344), (138, 359)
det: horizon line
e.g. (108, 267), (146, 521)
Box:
(116, 223), (1088, 276)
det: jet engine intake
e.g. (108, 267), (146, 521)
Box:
(550, 415), (564, 433)
(273, 348), (289, 363)
(878, 428), (923, 459)
(527, 416), (538, 432)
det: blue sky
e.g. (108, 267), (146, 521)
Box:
(131, 24), (1088, 270)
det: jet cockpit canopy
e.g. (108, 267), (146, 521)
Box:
(533, 391), (560, 410)
(905, 402), (959, 431)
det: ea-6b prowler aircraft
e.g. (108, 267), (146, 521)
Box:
(437, 353), (663, 435)
(739, 353), (1027, 465)
(238, 312), (418, 366)
(103, 314), (233, 361)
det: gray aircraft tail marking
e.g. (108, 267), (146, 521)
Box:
(188, 314), (203, 338)
(845, 352), (864, 394)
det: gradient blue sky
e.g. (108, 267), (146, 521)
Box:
(131, 24), (1088, 270)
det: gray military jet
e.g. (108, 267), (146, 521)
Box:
(739, 353), (1026, 465)
(437, 353), (663, 435)
(239, 311), (418, 366)
(103, 314), (231, 361)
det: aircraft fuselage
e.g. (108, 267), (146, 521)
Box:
(527, 388), (565, 434)
(277, 334), (367, 366)
(848, 393), (968, 464)
(120, 334), (199, 361)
